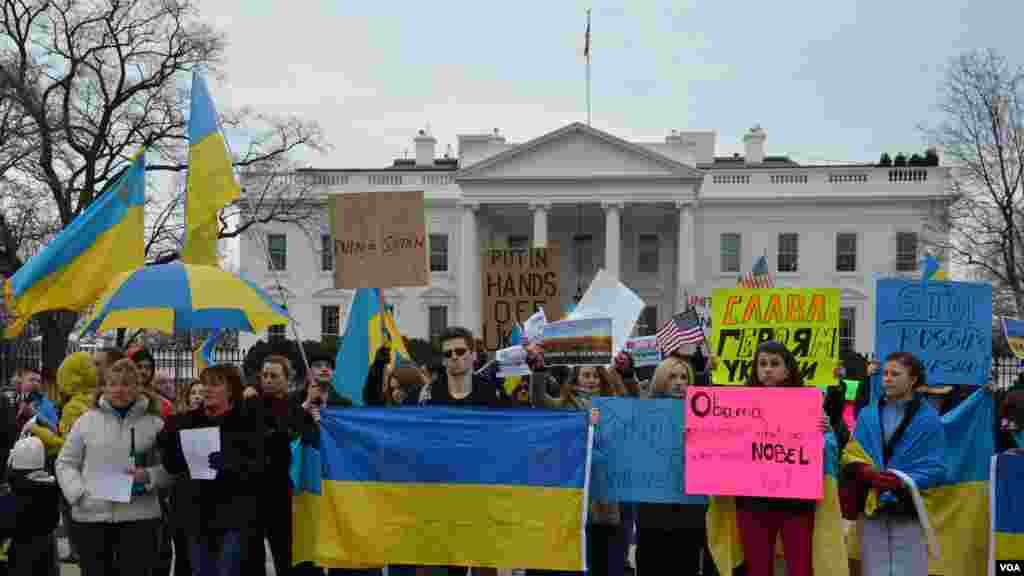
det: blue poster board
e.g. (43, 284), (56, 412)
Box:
(590, 397), (707, 504)
(874, 278), (992, 397)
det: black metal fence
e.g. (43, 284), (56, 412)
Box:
(0, 340), (247, 390)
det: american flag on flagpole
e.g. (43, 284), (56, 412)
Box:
(656, 308), (705, 356)
(738, 254), (774, 289)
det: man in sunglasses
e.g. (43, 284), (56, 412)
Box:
(419, 326), (501, 408)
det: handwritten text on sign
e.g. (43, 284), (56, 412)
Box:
(590, 397), (706, 504)
(331, 191), (428, 289)
(684, 386), (824, 500)
(710, 288), (840, 386)
(481, 246), (560, 351)
(875, 279), (992, 386)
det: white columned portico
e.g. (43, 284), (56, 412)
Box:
(530, 201), (550, 248)
(677, 200), (697, 306)
(602, 201), (622, 278)
(459, 200), (481, 334)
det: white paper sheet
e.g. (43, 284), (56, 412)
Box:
(84, 449), (132, 503)
(180, 427), (221, 480)
(568, 269), (646, 357)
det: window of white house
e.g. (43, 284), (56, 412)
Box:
(321, 234), (334, 271)
(638, 234), (659, 274)
(720, 233), (741, 273)
(428, 306), (448, 341)
(268, 324), (286, 341)
(429, 234), (448, 272)
(635, 306), (658, 337)
(778, 233), (799, 272)
(267, 234), (287, 271)
(573, 235), (595, 277)
(896, 232), (918, 272)
(321, 305), (340, 340)
(839, 307), (856, 353)
(508, 235), (530, 251)
(836, 233), (857, 273)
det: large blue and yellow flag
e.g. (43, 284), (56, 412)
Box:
(332, 288), (411, 405)
(991, 453), (1024, 574)
(707, 432), (849, 576)
(315, 407), (591, 571)
(843, 389), (994, 575)
(3, 149), (146, 337)
(180, 69), (240, 267)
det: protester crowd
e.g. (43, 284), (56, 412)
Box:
(1, 324), (1023, 576)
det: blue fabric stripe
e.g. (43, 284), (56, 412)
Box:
(851, 393), (947, 490)
(332, 288), (374, 406)
(320, 407), (588, 488)
(100, 260), (193, 311)
(1004, 318), (1024, 339)
(188, 70), (221, 144)
(939, 387), (994, 483)
(994, 454), (1024, 533)
(9, 154), (144, 297)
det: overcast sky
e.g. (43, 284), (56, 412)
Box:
(196, 0), (1022, 168)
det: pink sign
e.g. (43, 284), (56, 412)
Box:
(684, 386), (824, 500)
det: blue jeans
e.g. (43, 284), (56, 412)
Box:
(189, 530), (243, 576)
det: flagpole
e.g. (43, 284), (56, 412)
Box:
(585, 8), (591, 127)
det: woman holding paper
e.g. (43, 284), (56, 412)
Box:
(637, 355), (716, 576)
(841, 352), (947, 576)
(55, 357), (172, 576)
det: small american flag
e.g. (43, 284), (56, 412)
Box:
(739, 254), (774, 289)
(656, 308), (705, 356)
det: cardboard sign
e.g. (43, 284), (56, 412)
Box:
(330, 191), (428, 288)
(684, 386), (824, 500)
(590, 397), (707, 504)
(541, 317), (613, 366)
(625, 336), (662, 367)
(481, 244), (560, 350)
(875, 279), (992, 387)
(710, 287), (840, 386)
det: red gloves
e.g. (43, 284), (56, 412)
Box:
(854, 464), (905, 491)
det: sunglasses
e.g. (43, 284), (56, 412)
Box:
(444, 348), (468, 359)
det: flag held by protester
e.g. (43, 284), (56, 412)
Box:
(991, 452), (1024, 576)
(180, 70), (240, 267)
(315, 407), (591, 571)
(655, 308), (704, 355)
(2, 149), (146, 338)
(193, 329), (224, 373)
(332, 288), (412, 405)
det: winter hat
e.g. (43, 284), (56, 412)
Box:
(8, 436), (45, 471)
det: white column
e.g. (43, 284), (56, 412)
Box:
(459, 201), (480, 334)
(530, 201), (550, 248)
(677, 200), (697, 306)
(602, 201), (622, 278)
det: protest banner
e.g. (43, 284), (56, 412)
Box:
(330, 191), (428, 289)
(1002, 318), (1024, 360)
(590, 397), (706, 504)
(625, 336), (662, 367)
(709, 287), (840, 386)
(684, 386), (824, 499)
(481, 244), (560, 350)
(875, 278), (992, 386)
(541, 317), (613, 366)
(990, 452), (1024, 576)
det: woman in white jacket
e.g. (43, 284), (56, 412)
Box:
(56, 357), (172, 576)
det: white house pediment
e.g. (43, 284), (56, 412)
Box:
(456, 122), (704, 182)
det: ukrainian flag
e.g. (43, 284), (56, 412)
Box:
(991, 453), (1024, 574)
(3, 149), (145, 337)
(843, 390), (993, 575)
(332, 288), (411, 405)
(707, 432), (849, 576)
(290, 438), (325, 567)
(316, 407), (591, 571)
(1003, 318), (1024, 360)
(180, 69), (240, 267)
(193, 329), (223, 373)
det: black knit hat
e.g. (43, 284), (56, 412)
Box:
(308, 351), (335, 369)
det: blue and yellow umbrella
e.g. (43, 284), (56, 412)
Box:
(81, 261), (290, 335)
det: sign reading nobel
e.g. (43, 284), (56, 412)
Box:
(331, 191), (428, 289)
(481, 244), (560, 350)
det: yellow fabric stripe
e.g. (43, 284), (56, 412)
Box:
(317, 480), (585, 571)
(926, 481), (989, 576)
(4, 206), (143, 337)
(292, 491), (319, 567)
(183, 133), (240, 267)
(91, 309), (175, 334)
(995, 531), (1024, 563)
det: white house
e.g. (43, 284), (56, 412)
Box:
(237, 122), (951, 357)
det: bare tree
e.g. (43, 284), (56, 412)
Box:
(925, 49), (1024, 315)
(0, 0), (328, 371)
